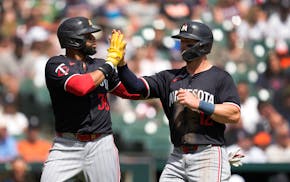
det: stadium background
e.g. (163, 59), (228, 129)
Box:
(0, 0), (290, 181)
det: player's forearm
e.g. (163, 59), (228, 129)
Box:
(65, 67), (107, 96)
(65, 73), (102, 96)
(90, 70), (105, 85)
(117, 64), (147, 95)
(210, 103), (240, 124)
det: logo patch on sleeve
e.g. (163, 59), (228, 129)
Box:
(55, 63), (69, 77)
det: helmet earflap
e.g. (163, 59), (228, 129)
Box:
(69, 38), (85, 49)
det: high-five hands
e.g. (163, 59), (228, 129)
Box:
(106, 30), (126, 67)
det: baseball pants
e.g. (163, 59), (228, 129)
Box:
(159, 145), (231, 182)
(40, 134), (120, 182)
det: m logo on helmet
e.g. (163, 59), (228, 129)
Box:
(181, 24), (188, 32)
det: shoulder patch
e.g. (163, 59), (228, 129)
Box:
(55, 63), (69, 77)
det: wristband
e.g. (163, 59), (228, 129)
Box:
(97, 62), (114, 79)
(198, 100), (215, 116)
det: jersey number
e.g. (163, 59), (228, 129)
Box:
(98, 94), (110, 111)
(200, 112), (213, 126)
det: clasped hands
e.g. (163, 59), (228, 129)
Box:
(106, 29), (126, 67)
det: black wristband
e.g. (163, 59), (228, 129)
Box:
(97, 63), (114, 79)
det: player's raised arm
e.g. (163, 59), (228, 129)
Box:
(210, 103), (240, 124)
(116, 36), (148, 97)
(90, 30), (126, 85)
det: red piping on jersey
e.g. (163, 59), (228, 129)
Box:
(111, 83), (141, 100)
(139, 77), (150, 98)
(65, 74), (95, 96)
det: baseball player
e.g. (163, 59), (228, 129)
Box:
(116, 21), (241, 181)
(41, 17), (140, 182)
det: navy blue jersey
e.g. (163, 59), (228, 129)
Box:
(142, 66), (240, 147)
(45, 55), (120, 134)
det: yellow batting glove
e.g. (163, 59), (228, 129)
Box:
(106, 31), (126, 67)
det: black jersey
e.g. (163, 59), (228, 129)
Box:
(143, 66), (240, 147)
(45, 55), (119, 134)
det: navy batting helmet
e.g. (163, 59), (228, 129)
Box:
(57, 17), (101, 49)
(172, 21), (213, 61)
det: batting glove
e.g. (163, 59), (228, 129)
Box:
(106, 31), (126, 67)
(228, 148), (245, 167)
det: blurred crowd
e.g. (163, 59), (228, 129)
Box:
(1, 0), (290, 181)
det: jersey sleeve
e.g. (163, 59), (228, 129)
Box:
(142, 71), (169, 99)
(45, 56), (79, 90)
(217, 72), (240, 107)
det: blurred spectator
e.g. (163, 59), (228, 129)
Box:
(256, 50), (286, 93)
(225, 28), (256, 69)
(21, 26), (51, 88)
(12, 36), (25, 64)
(0, 156), (36, 182)
(257, 101), (287, 134)
(261, 0), (281, 16)
(159, 0), (195, 24)
(274, 84), (290, 123)
(227, 129), (267, 163)
(265, 2), (290, 42)
(17, 118), (51, 163)
(93, 0), (127, 28)
(19, 26), (53, 122)
(237, 81), (262, 134)
(212, 0), (240, 25)
(0, 119), (18, 163)
(0, 34), (21, 96)
(209, 28), (256, 71)
(123, 0), (159, 32)
(266, 122), (290, 163)
(237, 5), (267, 41)
(0, 7), (17, 37)
(60, 0), (92, 19)
(225, 120), (243, 146)
(253, 131), (272, 151)
(0, 93), (28, 138)
(137, 43), (172, 76)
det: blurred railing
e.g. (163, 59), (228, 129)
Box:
(1, 157), (290, 182)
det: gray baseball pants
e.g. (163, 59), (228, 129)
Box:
(159, 145), (231, 182)
(40, 134), (120, 182)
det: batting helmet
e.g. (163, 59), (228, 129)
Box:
(172, 21), (213, 61)
(57, 17), (101, 49)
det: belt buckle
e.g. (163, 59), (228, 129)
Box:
(75, 133), (85, 142)
(76, 133), (101, 142)
(91, 134), (97, 140)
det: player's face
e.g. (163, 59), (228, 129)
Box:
(81, 33), (97, 55)
(180, 38), (198, 52)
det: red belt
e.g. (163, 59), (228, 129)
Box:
(57, 132), (102, 142)
(180, 145), (199, 153)
(180, 144), (219, 154)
